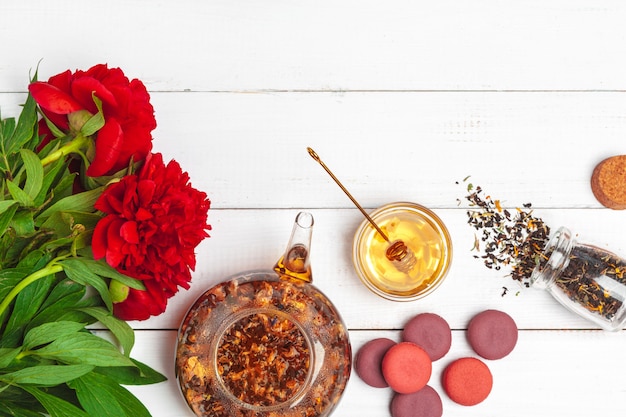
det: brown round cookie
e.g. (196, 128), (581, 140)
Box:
(591, 155), (626, 210)
(402, 313), (452, 361)
(354, 338), (396, 388)
(390, 385), (443, 417)
(467, 309), (518, 360)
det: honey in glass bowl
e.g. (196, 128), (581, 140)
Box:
(352, 202), (452, 301)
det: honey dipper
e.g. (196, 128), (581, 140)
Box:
(307, 147), (416, 272)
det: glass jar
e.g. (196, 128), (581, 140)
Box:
(530, 227), (626, 331)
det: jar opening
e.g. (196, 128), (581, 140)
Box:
(530, 227), (574, 289)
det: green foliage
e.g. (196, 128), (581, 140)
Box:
(0, 89), (166, 415)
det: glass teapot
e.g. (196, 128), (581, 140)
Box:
(175, 212), (352, 417)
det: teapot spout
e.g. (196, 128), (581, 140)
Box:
(274, 212), (314, 282)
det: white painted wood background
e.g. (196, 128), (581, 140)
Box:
(2, 1), (626, 416)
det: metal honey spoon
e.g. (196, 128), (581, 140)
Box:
(307, 147), (417, 273)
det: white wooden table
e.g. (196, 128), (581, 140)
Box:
(2, 1), (626, 416)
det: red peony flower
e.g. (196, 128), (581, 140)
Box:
(91, 153), (211, 321)
(28, 64), (156, 177)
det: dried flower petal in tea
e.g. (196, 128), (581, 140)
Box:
(217, 312), (310, 406)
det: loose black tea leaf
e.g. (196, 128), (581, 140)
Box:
(464, 183), (626, 326)
(539, 241), (626, 322)
(464, 184), (551, 288)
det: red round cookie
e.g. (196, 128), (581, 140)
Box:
(442, 357), (493, 406)
(467, 309), (518, 360)
(402, 313), (452, 361)
(390, 385), (443, 417)
(382, 342), (432, 394)
(354, 338), (396, 388)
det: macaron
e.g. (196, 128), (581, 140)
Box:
(390, 385), (443, 417)
(402, 313), (452, 361)
(381, 342), (432, 394)
(354, 338), (396, 388)
(467, 309), (518, 360)
(442, 357), (493, 406)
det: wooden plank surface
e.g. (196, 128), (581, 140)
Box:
(2, 1), (626, 92)
(2, 0), (626, 416)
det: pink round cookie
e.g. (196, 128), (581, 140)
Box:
(442, 357), (493, 406)
(354, 338), (396, 388)
(402, 313), (452, 361)
(467, 309), (518, 360)
(382, 342), (432, 394)
(390, 385), (443, 417)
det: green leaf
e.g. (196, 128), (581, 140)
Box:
(38, 278), (84, 311)
(80, 95), (105, 137)
(0, 364), (94, 386)
(8, 210), (35, 236)
(37, 186), (103, 224)
(19, 149), (44, 200)
(0, 268), (29, 302)
(34, 157), (65, 206)
(21, 386), (91, 417)
(69, 372), (152, 417)
(15, 247), (50, 271)
(32, 331), (135, 368)
(27, 278), (90, 331)
(78, 307), (134, 356)
(83, 260), (146, 290)
(40, 211), (101, 239)
(61, 259), (112, 311)
(0, 200), (18, 216)
(0, 347), (21, 368)
(0, 401), (45, 417)
(3, 274), (55, 346)
(41, 116), (66, 140)
(0, 203), (19, 240)
(23, 321), (86, 351)
(49, 167), (76, 202)
(0, 117), (17, 156)
(95, 358), (167, 386)
(5, 180), (34, 207)
(7, 93), (37, 155)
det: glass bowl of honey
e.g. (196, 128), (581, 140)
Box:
(352, 202), (452, 301)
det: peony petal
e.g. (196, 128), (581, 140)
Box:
(92, 215), (117, 260)
(106, 248), (126, 269)
(71, 76), (118, 113)
(86, 117), (123, 177)
(120, 221), (139, 244)
(135, 207), (153, 221)
(105, 218), (126, 268)
(137, 179), (156, 206)
(94, 180), (127, 214)
(112, 287), (164, 321)
(28, 82), (84, 114)
(47, 70), (73, 93)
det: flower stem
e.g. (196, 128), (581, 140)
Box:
(0, 263), (64, 318)
(40, 134), (91, 167)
